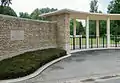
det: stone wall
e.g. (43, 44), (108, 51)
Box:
(47, 14), (70, 53)
(0, 15), (57, 60)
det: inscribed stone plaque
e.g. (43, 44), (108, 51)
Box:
(11, 30), (24, 40)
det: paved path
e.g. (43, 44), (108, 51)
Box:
(98, 79), (120, 83)
(16, 49), (120, 83)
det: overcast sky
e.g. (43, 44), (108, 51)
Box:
(10, 0), (111, 15)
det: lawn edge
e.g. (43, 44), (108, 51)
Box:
(0, 54), (71, 83)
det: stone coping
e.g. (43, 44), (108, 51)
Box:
(0, 14), (57, 23)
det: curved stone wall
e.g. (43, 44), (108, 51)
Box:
(0, 15), (57, 60)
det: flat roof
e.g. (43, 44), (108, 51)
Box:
(39, 9), (120, 20)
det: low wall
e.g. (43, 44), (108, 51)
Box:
(0, 15), (57, 60)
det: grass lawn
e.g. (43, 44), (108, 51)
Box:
(0, 48), (66, 80)
(70, 37), (106, 45)
(70, 37), (118, 45)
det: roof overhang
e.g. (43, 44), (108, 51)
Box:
(39, 9), (120, 20)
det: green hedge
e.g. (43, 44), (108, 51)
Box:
(0, 48), (66, 80)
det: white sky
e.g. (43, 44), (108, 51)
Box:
(10, 0), (111, 15)
(10, 0), (111, 26)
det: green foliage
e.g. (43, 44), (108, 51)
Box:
(89, 20), (96, 36)
(30, 8), (41, 20)
(0, 0), (17, 16)
(30, 8), (57, 20)
(89, 20), (106, 36)
(0, 48), (66, 80)
(89, 0), (98, 36)
(108, 0), (120, 35)
(0, 6), (17, 16)
(99, 20), (106, 36)
(90, 0), (98, 13)
(39, 7), (57, 14)
(19, 12), (30, 19)
(70, 20), (74, 35)
(77, 21), (85, 35)
(19, 8), (57, 20)
(70, 19), (85, 35)
(0, 0), (12, 6)
(89, 0), (107, 36)
(111, 35), (120, 42)
(108, 0), (120, 14)
(110, 21), (120, 35)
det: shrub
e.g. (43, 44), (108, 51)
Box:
(0, 6), (17, 17)
(111, 36), (120, 42)
(0, 48), (66, 80)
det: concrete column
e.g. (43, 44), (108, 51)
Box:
(73, 18), (76, 37)
(86, 16), (89, 49)
(107, 17), (110, 48)
(96, 20), (99, 46)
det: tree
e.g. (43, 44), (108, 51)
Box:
(89, 0), (98, 36)
(0, 6), (17, 16)
(90, 0), (98, 13)
(89, 0), (106, 36)
(40, 7), (57, 14)
(99, 20), (106, 36)
(0, 0), (12, 6)
(0, 0), (16, 16)
(108, 0), (120, 14)
(76, 21), (85, 35)
(19, 12), (30, 19)
(108, 0), (120, 35)
(70, 20), (73, 35)
(30, 8), (58, 20)
(30, 8), (41, 20)
(70, 19), (85, 35)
